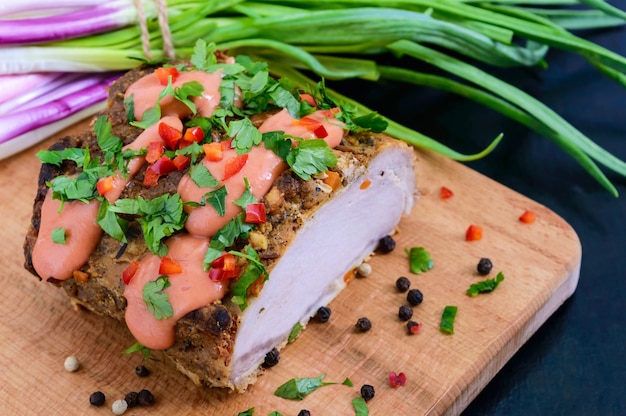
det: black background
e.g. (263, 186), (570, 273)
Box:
(331, 4), (626, 415)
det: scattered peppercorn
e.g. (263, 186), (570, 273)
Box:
(477, 257), (493, 275)
(297, 410), (311, 416)
(135, 365), (150, 377)
(377, 235), (396, 253)
(406, 288), (423, 306)
(262, 347), (280, 368)
(360, 384), (375, 401)
(64, 355), (80, 372)
(89, 391), (106, 407)
(407, 321), (422, 335)
(355, 317), (372, 332)
(316, 306), (332, 323)
(398, 305), (413, 321)
(137, 389), (155, 406)
(395, 276), (411, 292)
(111, 399), (128, 415)
(356, 262), (372, 277)
(124, 392), (139, 408)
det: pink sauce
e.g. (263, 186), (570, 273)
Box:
(31, 193), (102, 281)
(124, 70), (225, 121)
(124, 234), (227, 349)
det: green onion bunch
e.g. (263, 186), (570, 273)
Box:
(2, 0), (626, 194)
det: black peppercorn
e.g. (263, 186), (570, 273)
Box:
(360, 384), (375, 401)
(377, 235), (396, 253)
(135, 365), (150, 377)
(355, 317), (372, 332)
(297, 410), (311, 416)
(137, 389), (155, 406)
(407, 288), (423, 306)
(316, 306), (332, 323)
(477, 257), (493, 275)
(398, 305), (413, 321)
(125, 391), (139, 408)
(89, 391), (105, 407)
(395, 276), (411, 292)
(407, 320), (422, 335)
(262, 347), (280, 368)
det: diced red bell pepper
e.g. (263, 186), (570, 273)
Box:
(182, 126), (204, 145)
(159, 256), (183, 275)
(312, 124), (328, 138)
(440, 186), (454, 199)
(158, 121), (183, 150)
(519, 210), (536, 224)
(145, 141), (164, 164)
(389, 372), (407, 387)
(203, 142), (223, 162)
(299, 93), (316, 107)
(208, 253), (240, 281)
(245, 203), (266, 224)
(223, 154), (248, 180)
(122, 261), (140, 285)
(294, 116), (328, 138)
(143, 155), (178, 187)
(154, 66), (179, 86)
(465, 224), (483, 241)
(172, 154), (190, 171)
(96, 175), (115, 196)
(220, 139), (233, 151)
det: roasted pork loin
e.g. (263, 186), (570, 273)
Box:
(23, 56), (417, 391)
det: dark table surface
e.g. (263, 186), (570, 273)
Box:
(333, 5), (626, 415)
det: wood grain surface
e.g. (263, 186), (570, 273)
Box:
(0, 121), (581, 415)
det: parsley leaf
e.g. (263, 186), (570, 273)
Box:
(342, 378), (354, 387)
(229, 118), (262, 154)
(122, 341), (151, 361)
(288, 322), (303, 343)
(233, 178), (257, 209)
(190, 39), (217, 71)
(36, 147), (87, 167)
(97, 198), (129, 242)
(189, 163), (219, 188)
(268, 412), (283, 416)
(405, 247), (434, 274)
(203, 185), (228, 216)
(229, 246), (267, 311)
(262, 131), (292, 161)
(274, 374), (334, 400)
(440, 305), (458, 334)
(466, 272), (505, 297)
(142, 276), (173, 320)
(174, 80), (204, 114)
(51, 227), (66, 244)
(352, 397), (370, 416)
(203, 213), (255, 268)
(236, 409), (254, 416)
(109, 194), (187, 255)
(286, 138), (338, 181)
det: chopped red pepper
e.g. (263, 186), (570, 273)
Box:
(440, 186), (454, 199)
(154, 66), (179, 86)
(158, 121), (182, 150)
(122, 261), (140, 285)
(407, 321), (423, 335)
(312, 124), (328, 138)
(145, 141), (164, 164)
(465, 224), (483, 241)
(96, 175), (115, 196)
(172, 154), (190, 171)
(208, 253), (240, 281)
(519, 210), (536, 224)
(159, 256), (183, 275)
(389, 372), (407, 387)
(223, 154), (248, 180)
(360, 178), (371, 190)
(143, 155), (178, 187)
(182, 126), (204, 145)
(299, 93), (316, 107)
(245, 203), (266, 224)
(203, 142), (224, 162)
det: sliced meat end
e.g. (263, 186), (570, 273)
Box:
(228, 141), (417, 387)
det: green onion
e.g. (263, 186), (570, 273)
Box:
(1, 0), (625, 194)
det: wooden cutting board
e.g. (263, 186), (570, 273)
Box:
(0, 120), (581, 415)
